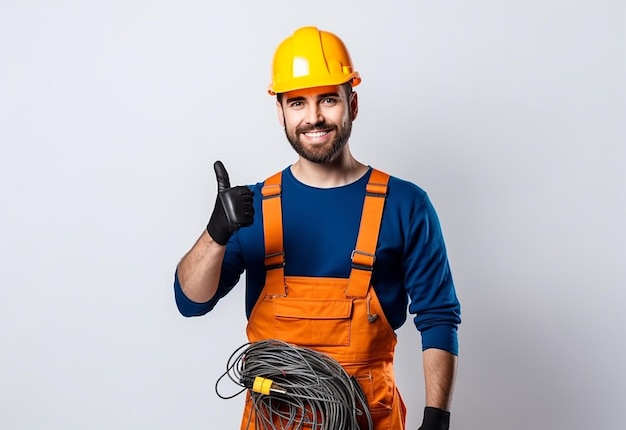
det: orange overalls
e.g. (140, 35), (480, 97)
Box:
(241, 169), (407, 430)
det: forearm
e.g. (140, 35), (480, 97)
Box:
(422, 348), (457, 411)
(176, 229), (226, 303)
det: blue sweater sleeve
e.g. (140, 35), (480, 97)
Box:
(173, 270), (218, 317)
(173, 231), (246, 317)
(403, 193), (461, 354)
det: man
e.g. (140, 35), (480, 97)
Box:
(174, 26), (461, 430)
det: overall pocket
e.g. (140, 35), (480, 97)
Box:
(273, 298), (353, 346)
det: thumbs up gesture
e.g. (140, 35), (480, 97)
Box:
(207, 161), (254, 245)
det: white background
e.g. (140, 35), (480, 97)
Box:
(1, 1), (624, 429)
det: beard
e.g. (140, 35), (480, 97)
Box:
(284, 118), (353, 164)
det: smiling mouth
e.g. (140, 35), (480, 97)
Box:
(303, 130), (330, 138)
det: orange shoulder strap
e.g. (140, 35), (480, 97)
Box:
(261, 171), (286, 295)
(346, 169), (390, 297)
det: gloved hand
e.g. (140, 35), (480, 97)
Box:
(418, 407), (450, 430)
(206, 161), (254, 245)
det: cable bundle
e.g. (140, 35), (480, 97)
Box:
(216, 339), (373, 430)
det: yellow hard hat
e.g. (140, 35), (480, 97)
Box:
(268, 26), (361, 95)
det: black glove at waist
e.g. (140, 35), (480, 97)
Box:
(418, 406), (450, 430)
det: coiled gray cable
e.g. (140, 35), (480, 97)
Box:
(216, 339), (373, 430)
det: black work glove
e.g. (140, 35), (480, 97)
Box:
(206, 161), (254, 245)
(418, 407), (450, 430)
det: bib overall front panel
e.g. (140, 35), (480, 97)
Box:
(241, 170), (406, 430)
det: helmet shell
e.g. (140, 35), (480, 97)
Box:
(268, 26), (361, 95)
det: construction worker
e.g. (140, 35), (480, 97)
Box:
(174, 26), (461, 430)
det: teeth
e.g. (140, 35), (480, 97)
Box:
(305, 131), (327, 138)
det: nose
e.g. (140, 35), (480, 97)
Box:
(304, 104), (323, 125)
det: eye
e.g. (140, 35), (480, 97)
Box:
(321, 97), (338, 106)
(288, 100), (304, 109)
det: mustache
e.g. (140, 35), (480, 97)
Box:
(296, 123), (337, 134)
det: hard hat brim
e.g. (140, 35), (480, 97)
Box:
(268, 73), (361, 96)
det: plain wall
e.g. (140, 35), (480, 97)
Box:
(1, 1), (624, 429)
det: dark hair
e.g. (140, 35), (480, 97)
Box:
(276, 81), (354, 104)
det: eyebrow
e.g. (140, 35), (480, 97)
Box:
(285, 92), (341, 104)
(317, 92), (341, 99)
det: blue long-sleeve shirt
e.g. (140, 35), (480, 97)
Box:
(174, 167), (461, 354)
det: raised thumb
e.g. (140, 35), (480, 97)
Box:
(213, 160), (231, 192)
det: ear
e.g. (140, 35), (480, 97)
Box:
(276, 99), (285, 127)
(350, 91), (359, 121)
